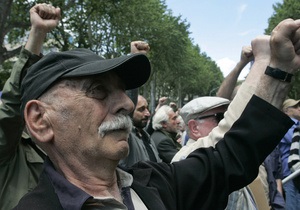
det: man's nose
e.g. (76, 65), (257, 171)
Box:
(113, 90), (134, 115)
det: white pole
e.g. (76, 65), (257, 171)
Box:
(282, 169), (300, 185)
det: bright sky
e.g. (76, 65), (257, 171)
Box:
(165, 0), (282, 80)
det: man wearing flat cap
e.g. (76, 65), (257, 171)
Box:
(179, 96), (229, 146)
(279, 98), (300, 209)
(14, 17), (300, 210)
(173, 96), (259, 209)
(282, 99), (300, 121)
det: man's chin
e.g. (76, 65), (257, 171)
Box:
(115, 146), (129, 160)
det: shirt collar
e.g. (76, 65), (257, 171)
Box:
(44, 158), (133, 210)
(44, 158), (92, 210)
(117, 167), (133, 188)
(290, 117), (299, 125)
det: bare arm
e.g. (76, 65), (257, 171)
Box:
(216, 46), (253, 100)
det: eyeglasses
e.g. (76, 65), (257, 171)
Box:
(288, 104), (300, 109)
(194, 112), (224, 123)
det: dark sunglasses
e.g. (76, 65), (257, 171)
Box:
(195, 112), (224, 123)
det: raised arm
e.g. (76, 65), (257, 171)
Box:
(172, 19), (300, 161)
(216, 46), (253, 100)
(126, 41), (150, 108)
(255, 19), (300, 108)
(0, 3), (61, 163)
(26, 3), (61, 54)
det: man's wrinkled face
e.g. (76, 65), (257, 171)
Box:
(188, 105), (228, 140)
(132, 95), (150, 128)
(163, 110), (180, 134)
(41, 71), (135, 162)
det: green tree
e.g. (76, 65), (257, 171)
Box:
(0, 0), (223, 105)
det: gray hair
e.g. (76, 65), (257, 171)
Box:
(98, 114), (132, 138)
(152, 105), (173, 130)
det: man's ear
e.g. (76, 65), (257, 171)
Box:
(161, 121), (167, 129)
(188, 120), (202, 139)
(24, 100), (53, 143)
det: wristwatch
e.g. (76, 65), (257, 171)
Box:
(265, 66), (293, 82)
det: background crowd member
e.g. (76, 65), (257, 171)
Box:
(176, 114), (186, 145)
(151, 105), (181, 162)
(119, 95), (161, 167)
(174, 96), (229, 157)
(263, 146), (285, 209)
(145, 96), (168, 135)
(0, 4), (60, 210)
(175, 96), (258, 209)
(279, 98), (300, 209)
(178, 96), (229, 148)
(288, 125), (300, 190)
(14, 18), (300, 210)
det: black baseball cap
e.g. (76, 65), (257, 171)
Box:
(20, 48), (151, 116)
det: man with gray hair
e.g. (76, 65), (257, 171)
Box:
(151, 105), (181, 162)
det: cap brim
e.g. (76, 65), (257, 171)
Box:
(62, 53), (151, 90)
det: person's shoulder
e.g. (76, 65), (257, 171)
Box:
(151, 130), (163, 137)
(151, 130), (169, 140)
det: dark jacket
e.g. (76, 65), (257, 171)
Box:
(14, 96), (293, 210)
(151, 130), (182, 163)
(119, 127), (162, 167)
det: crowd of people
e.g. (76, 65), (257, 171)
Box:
(1, 3), (300, 210)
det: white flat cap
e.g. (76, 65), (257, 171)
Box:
(282, 98), (300, 111)
(180, 96), (230, 124)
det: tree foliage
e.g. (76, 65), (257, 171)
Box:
(0, 0), (223, 109)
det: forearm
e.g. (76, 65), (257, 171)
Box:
(25, 27), (47, 55)
(253, 64), (290, 109)
(255, 65), (290, 109)
(216, 60), (248, 99)
(276, 179), (284, 195)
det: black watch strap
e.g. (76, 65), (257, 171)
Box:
(265, 66), (293, 82)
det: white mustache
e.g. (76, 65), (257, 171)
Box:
(98, 114), (132, 138)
